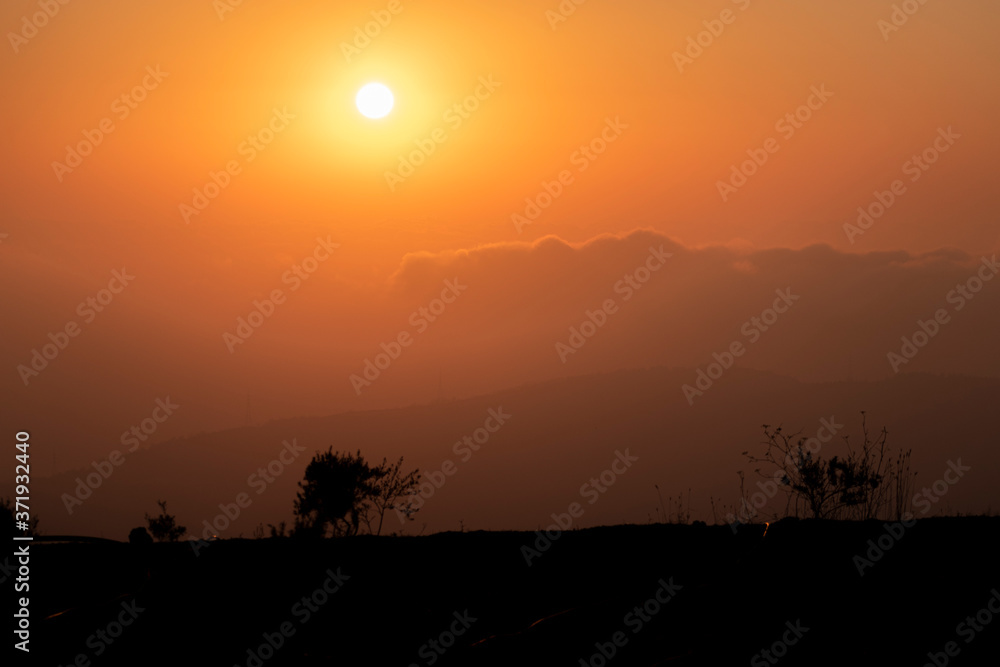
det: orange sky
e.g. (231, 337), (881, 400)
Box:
(3, 0), (999, 256)
(3, 0), (1000, 477)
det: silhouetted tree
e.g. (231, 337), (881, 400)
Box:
(144, 500), (186, 542)
(359, 456), (422, 536)
(743, 412), (915, 521)
(294, 449), (368, 537)
(293, 449), (421, 537)
(1, 496), (39, 537)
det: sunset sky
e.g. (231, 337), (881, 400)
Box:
(3, 0), (999, 497)
(8, 9), (1000, 667)
(4, 0), (999, 252)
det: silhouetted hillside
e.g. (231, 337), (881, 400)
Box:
(29, 518), (1000, 666)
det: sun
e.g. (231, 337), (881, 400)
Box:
(355, 83), (394, 119)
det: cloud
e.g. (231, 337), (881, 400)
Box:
(384, 228), (1000, 383)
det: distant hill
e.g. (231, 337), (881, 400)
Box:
(34, 366), (999, 540)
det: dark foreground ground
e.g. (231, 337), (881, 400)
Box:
(15, 518), (1000, 666)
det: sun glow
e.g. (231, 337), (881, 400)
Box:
(355, 83), (394, 119)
